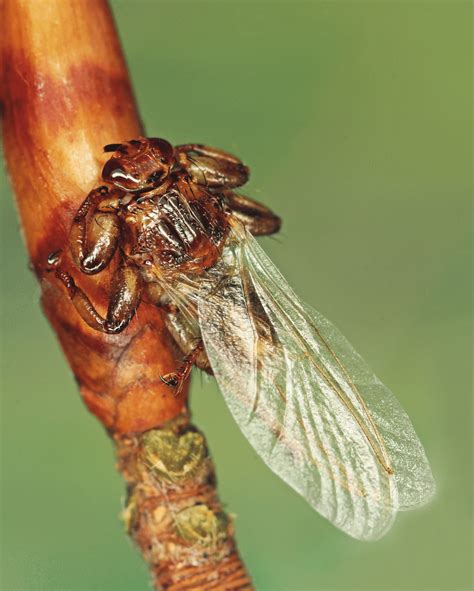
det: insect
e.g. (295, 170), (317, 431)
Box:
(50, 137), (435, 540)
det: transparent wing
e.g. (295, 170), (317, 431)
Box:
(197, 225), (435, 541)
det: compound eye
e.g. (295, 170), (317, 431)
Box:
(149, 138), (174, 162)
(102, 158), (141, 190)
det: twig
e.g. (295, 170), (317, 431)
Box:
(1, 0), (252, 588)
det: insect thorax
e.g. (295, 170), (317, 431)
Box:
(125, 185), (229, 275)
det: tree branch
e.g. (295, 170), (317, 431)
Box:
(1, 0), (252, 588)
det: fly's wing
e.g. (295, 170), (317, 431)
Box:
(197, 226), (435, 541)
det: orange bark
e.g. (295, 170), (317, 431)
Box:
(1, 0), (187, 434)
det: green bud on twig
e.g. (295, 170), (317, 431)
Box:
(141, 428), (207, 483)
(175, 505), (229, 547)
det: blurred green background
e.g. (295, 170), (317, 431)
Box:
(1, 1), (471, 590)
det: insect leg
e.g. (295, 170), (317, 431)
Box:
(225, 190), (281, 236)
(175, 143), (249, 189)
(160, 341), (206, 395)
(56, 262), (142, 334)
(70, 186), (123, 275)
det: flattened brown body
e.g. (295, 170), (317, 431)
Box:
(51, 137), (281, 394)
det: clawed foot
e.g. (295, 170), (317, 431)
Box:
(160, 372), (179, 387)
(45, 249), (63, 271)
(44, 250), (73, 289)
(160, 371), (186, 396)
(160, 342), (203, 396)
